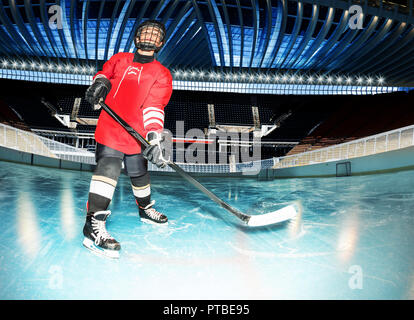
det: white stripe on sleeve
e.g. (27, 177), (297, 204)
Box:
(143, 111), (165, 123)
(144, 118), (164, 128)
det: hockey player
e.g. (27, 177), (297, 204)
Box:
(82, 20), (173, 259)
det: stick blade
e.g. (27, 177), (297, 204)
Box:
(247, 204), (298, 227)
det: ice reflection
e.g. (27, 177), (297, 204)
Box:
(16, 191), (41, 257)
(336, 207), (360, 264)
(60, 181), (76, 241)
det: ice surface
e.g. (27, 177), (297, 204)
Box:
(0, 160), (413, 299)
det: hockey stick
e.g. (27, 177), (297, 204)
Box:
(99, 101), (298, 227)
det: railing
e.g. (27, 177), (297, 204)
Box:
(2, 122), (414, 174)
(0, 123), (95, 164)
(273, 124), (414, 169)
(32, 128), (96, 151)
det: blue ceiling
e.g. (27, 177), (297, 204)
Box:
(0, 0), (414, 86)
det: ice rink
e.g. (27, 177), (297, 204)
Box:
(0, 160), (413, 299)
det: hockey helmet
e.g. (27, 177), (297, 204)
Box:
(134, 20), (166, 53)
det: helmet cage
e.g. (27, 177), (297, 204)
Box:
(134, 21), (166, 53)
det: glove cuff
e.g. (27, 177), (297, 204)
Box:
(146, 131), (161, 143)
(94, 76), (112, 91)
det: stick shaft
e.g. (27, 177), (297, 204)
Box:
(99, 101), (250, 224)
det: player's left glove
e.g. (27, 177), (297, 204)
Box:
(142, 131), (169, 168)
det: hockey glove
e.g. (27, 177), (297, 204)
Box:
(85, 77), (112, 110)
(142, 131), (168, 168)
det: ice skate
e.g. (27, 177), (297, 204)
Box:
(139, 200), (168, 225)
(82, 210), (121, 259)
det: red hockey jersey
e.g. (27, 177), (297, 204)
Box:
(93, 52), (173, 154)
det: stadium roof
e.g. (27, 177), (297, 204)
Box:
(0, 0), (414, 91)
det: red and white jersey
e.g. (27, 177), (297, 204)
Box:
(93, 52), (172, 154)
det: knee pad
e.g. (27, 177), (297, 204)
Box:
(94, 157), (123, 181)
(130, 172), (150, 188)
(124, 153), (148, 177)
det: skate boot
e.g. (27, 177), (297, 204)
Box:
(139, 200), (168, 225)
(82, 210), (121, 259)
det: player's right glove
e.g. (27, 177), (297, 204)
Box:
(85, 77), (112, 110)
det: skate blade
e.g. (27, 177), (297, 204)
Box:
(83, 237), (120, 259)
(140, 217), (169, 226)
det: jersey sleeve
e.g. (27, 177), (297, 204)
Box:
(141, 67), (173, 134)
(92, 53), (122, 82)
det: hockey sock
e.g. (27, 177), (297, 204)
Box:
(87, 157), (122, 214)
(130, 173), (151, 208)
